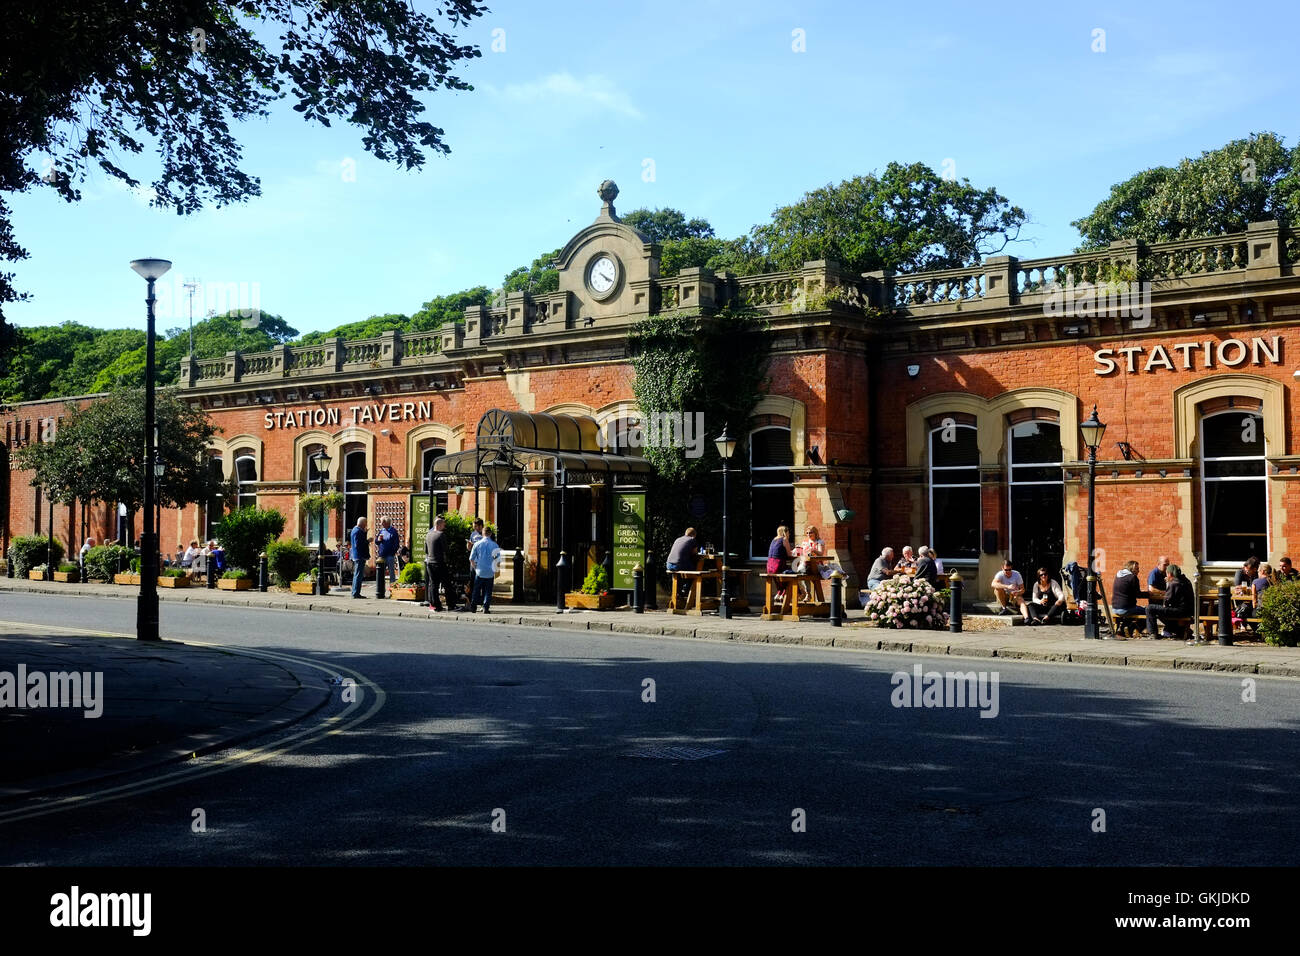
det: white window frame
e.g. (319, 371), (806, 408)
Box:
(928, 422), (980, 560)
(749, 425), (793, 561)
(1006, 420), (1064, 565)
(1200, 409), (1268, 565)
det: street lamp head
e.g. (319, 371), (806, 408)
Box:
(314, 449), (333, 476)
(130, 258), (173, 281)
(714, 424), (737, 461)
(1080, 403), (1107, 451)
(153, 461), (165, 478)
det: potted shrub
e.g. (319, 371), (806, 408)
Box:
(157, 567), (191, 588)
(6, 534), (65, 579)
(860, 575), (949, 629)
(114, 557), (141, 586)
(565, 564), (615, 610)
(267, 539), (314, 588)
(289, 568), (327, 595)
(1258, 581), (1300, 647)
(392, 562), (425, 602)
(85, 544), (133, 583)
(28, 563), (48, 581)
(218, 568), (253, 591)
(53, 562), (80, 583)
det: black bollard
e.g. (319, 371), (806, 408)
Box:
(375, 557), (386, 600)
(1217, 577), (1233, 646)
(633, 564), (644, 613)
(645, 549), (657, 611)
(6, 556), (12, 578)
(948, 571), (963, 633)
(555, 552), (569, 612)
(207, 557), (217, 589)
(829, 572), (843, 627)
(258, 552), (268, 592)
(513, 548), (524, 602)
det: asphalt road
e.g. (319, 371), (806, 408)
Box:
(2, 592), (1298, 866)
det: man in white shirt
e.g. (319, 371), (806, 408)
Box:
(991, 559), (1028, 619)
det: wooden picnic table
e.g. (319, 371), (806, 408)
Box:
(759, 571), (828, 621)
(668, 564), (751, 615)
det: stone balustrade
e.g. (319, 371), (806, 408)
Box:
(178, 221), (1299, 387)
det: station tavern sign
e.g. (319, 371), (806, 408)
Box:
(263, 401), (435, 430)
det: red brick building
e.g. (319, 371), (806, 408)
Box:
(4, 185), (1300, 601)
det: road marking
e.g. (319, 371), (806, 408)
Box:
(0, 618), (132, 638)
(0, 639), (386, 824)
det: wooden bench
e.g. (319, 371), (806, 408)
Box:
(759, 572), (827, 621)
(669, 568), (752, 615)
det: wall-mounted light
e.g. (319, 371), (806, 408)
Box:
(1062, 323), (1087, 336)
(380, 428), (390, 436)
(807, 445), (822, 465)
(1191, 312), (1208, 323)
(1116, 441), (1133, 461)
(906, 364), (920, 378)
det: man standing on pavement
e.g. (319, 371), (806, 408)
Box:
(468, 529), (502, 613)
(376, 516), (400, 591)
(469, 518), (485, 551)
(424, 517), (458, 612)
(350, 516), (370, 599)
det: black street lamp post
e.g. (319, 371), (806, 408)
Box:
(130, 258), (171, 642)
(1080, 404), (1107, 640)
(312, 450), (333, 596)
(714, 424), (738, 619)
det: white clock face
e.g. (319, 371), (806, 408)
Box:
(588, 255), (618, 294)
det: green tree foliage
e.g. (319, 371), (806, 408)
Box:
(13, 388), (227, 512)
(1072, 133), (1300, 249)
(215, 505), (286, 573)
(0, 0), (487, 328)
(503, 250), (561, 295)
(630, 307), (770, 563)
(294, 313), (409, 347)
(266, 538), (313, 586)
(622, 208), (715, 242)
(749, 163), (1027, 274)
(410, 287), (492, 331)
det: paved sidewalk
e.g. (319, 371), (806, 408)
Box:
(0, 623), (332, 799)
(5, 576), (1300, 677)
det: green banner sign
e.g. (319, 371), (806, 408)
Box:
(612, 491), (645, 590)
(410, 494), (432, 552)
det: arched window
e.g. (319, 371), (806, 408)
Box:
(420, 442), (448, 519)
(750, 426), (793, 560)
(343, 448), (368, 534)
(206, 454), (224, 541)
(1201, 407), (1267, 563)
(234, 452), (257, 511)
(929, 418), (980, 561)
(1007, 413), (1063, 576)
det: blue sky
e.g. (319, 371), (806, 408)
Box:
(8, 0), (1298, 336)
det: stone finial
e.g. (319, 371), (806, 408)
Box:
(596, 179), (620, 222)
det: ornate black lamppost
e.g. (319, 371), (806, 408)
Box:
(130, 257), (171, 641)
(312, 449), (333, 596)
(714, 424), (738, 619)
(1080, 404), (1107, 640)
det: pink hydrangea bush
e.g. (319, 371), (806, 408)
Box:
(862, 575), (949, 629)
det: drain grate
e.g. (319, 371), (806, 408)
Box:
(623, 746), (728, 761)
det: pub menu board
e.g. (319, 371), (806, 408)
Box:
(612, 491), (645, 591)
(409, 494), (431, 552)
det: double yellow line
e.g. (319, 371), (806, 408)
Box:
(0, 621), (385, 824)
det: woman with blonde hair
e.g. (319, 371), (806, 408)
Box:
(766, 525), (793, 574)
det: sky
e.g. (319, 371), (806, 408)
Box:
(7, 0), (1299, 337)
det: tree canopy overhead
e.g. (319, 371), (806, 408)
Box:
(1071, 132), (1300, 249)
(0, 0), (488, 356)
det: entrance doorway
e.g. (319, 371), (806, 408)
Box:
(539, 486), (594, 601)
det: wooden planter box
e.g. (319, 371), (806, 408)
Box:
(114, 572), (140, 585)
(157, 576), (191, 588)
(217, 578), (253, 591)
(28, 571), (47, 581)
(289, 580), (327, 595)
(53, 571), (78, 583)
(392, 586), (426, 602)
(565, 592), (616, 610)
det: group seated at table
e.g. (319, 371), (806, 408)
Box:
(865, 545), (941, 590)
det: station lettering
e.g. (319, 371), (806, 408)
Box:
(264, 401), (434, 430)
(1094, 336), (1281, 375)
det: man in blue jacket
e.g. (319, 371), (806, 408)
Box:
(350, 516), (371, 599)
(376, 516), (400, 591)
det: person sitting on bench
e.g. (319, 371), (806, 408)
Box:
(1146, 563), (1192, 638)
(666, 527), (700, 603)
(1111, 560), (1149, 634)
